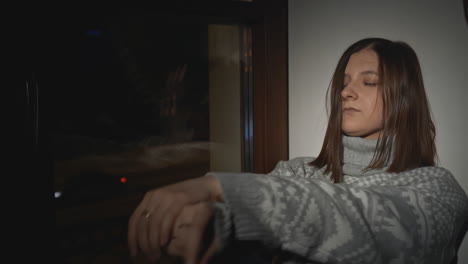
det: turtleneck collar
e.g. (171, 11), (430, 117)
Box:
(342, 135), (391, 176)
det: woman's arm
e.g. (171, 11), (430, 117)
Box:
(210, 168), (468, 263)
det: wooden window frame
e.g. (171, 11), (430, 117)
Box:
(132, 0), (289, 173)
(34, 0), (289, 236)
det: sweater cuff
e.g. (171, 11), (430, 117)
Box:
(207, 172), (276, 245)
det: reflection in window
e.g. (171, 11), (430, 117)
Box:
(52, 17), (250, 205)
(52, 9), (257, 263)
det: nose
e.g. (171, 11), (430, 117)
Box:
(341, 82), (357, 101)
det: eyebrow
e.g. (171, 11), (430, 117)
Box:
(360, 70), (378, 76)
(345, 71), (378, 78)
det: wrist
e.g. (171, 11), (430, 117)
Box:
(204, 174), (224, 203)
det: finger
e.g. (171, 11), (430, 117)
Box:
(160, 193), (189, 246)
(128, 192), (153, 256)
(184, 203), (213, 264)
(200, 236), (220, 264)
(166, 236), (184, 256)
(146, 215), (161, 261)
(166, 205), (194, 258)
(147, 192), (173, 251)
(147, 190), (188, 260)
(165, 214), (186, 257)
(183, 224), (203, 264)
(145, 192), (173, 260)
(159, 208), (178, 247)
(173, 207), (184, 233)
(136, 191), (163, 260)
(137, 209), (153, 259)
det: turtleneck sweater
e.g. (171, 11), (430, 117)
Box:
(342, 135), (389, 176)
(207, 136), (468, 264)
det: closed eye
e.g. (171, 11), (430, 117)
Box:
(364, 82), (377, 86)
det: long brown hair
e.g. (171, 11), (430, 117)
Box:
(309, 38), (437, 183)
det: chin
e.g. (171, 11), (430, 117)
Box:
(347, 132), (381, 140)
(342, 126), (359, 137)
(342, 131), (358, 137)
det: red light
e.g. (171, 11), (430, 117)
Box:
(120, 177), (127, 183)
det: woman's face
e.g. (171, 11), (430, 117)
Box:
(341, 49), (383, 139)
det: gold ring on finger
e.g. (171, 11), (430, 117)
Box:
(141, 209), (152, 219)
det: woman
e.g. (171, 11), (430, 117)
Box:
(127, 38), (468, 264)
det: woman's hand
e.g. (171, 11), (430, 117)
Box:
(127, 174), (223, 262)
(166, 202), (220, 264)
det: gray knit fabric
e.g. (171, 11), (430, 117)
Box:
(208, 135), (468, 264)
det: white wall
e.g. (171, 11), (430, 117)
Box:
(288, 0), (468, 261)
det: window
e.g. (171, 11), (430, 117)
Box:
(46, 1), (288, 262)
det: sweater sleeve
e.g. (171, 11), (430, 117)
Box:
(267, 157), (323, 180)
(208, 167), (468, 264)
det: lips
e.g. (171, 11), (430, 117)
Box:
(343, 107), (359, 112)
